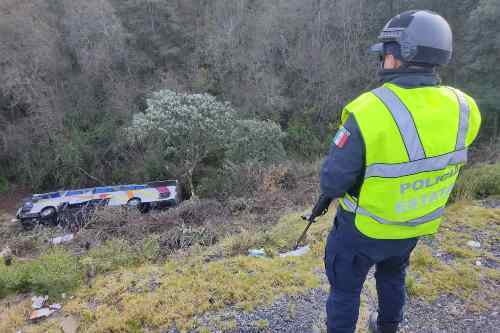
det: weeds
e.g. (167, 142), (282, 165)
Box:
(405, 273), (418, 297)
(197, 160), (319, 206)
(160, 224), (218, 254)
(63, 212), (332, 332)
(0, 248), (81, 298)
(410, 245), (439, 270)
(0, 299), (31, 333)
(83, 239), (142, 274)
(0, 237), (164, 299)
(66, 254), (321, 332)
(452, 163), (500, 201)
(407, 201), (500, 307)
(0, 162), (498, 331)
(409, 262), (480, 300)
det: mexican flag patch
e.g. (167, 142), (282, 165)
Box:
(333, 126), (351, 148)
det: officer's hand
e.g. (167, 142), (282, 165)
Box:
(301, 213), (316, 223)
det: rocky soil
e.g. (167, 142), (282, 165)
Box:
(195, 269), (500, 333)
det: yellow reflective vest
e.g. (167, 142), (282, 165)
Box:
(339, 83), (481, 239)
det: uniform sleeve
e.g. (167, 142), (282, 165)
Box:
(320, 115), (365, 199)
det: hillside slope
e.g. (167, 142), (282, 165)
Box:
(1, 199), (498, 332)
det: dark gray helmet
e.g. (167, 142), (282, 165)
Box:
(370, 10), (453, 66)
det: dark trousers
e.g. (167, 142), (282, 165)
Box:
(324, 212), (418, 333)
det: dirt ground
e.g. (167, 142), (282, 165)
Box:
(0, 186), (30, 214)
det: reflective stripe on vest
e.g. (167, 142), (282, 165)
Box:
(448, 87), (470, 151)
(365, 149), (467, 178)
(342, 196), (445, 226)
(372, 87), (426, 160)
(345, 86), (471, 227)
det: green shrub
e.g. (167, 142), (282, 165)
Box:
(0, 176), (8, 193)
(127, 89), (238, 198)
(28, 248), (82, 297)
(0, 260), (31, 297)
(284, 125), (327, 159)
(198, 160), (314, 200)
(0, 248), (81, 298)
(160, 224), (218, 251)
(84, 239), (141, 274)
(0, 238), (166, 299)
(197, 162), (264, 199)
(226, 119), (287, 164)
(452, 163), (500, 201)
(141, 235), (161, 262)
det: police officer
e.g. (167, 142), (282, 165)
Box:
(305, 10), (481, 333)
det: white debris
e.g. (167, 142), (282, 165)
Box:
(11, 219), (18, 223)
(31, 295), (48, 309)
(29, 300), (62, 320)
(280, 245), (310, 257)
(248, 248), (267, 257)
(475, 260), (482, 266)
(50, 234), (74, 245)
(0, 246), (12, 258)
(466, 240), (481, 248)
(50, 303), (62, 311)
(29, 308), (55, 320)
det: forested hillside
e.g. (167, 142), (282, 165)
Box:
(0, 0), (498, 194)
(1, 2), (500, 332)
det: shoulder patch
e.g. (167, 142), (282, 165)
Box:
(333, 126), (351, 148)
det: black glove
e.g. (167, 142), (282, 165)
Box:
(302, 194), (333, 223)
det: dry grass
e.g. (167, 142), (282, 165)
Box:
(0, 298), (31, 332)
(1, 197), (498, 332)
(61, 211), (333, 332)
(452, 163), (500, 201)
(407, 201), (500, 311)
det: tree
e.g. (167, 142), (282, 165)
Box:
(1, 0), (498, 192)
(226, 119), (287, 164)
(127, 90), (236, 197)
(62, 0), (127, 76)
(461, 0), (500, 139)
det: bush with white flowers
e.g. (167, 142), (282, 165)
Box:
(127, 89), (286, 197)
(127, 90), (236, 197)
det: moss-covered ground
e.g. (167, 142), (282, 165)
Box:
(406, 201), (500, 312)
(0, 200), (499, 332)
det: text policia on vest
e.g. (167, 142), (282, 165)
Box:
(396, 165), (460, 214)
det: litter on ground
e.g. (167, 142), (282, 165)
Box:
(50, 234), (74, 245)
(31, 295), (48, 309)
(0, 246), (12, 258)
(29, 308), (56, 320)
(279, 245), (310, 257)
(466, 240), (481, 248)
(50, 303), (62, 310)
(248, 248), (267, 257)
(29, 296), (62, 320)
